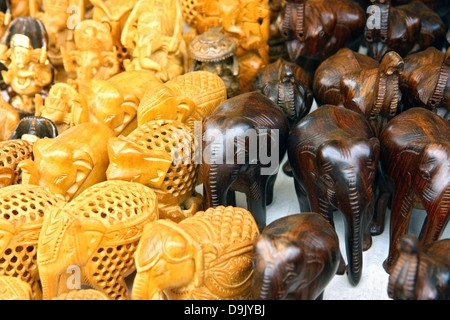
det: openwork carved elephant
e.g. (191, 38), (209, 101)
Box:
(0, 184), (64, 300)
(106, 119), (202, 222)
(132, 205), (259, 300)
(388, 235), (450, 300)
(18, 122), (115, 201)
(252, 213), (341, 300)
(364, 0), (446, 61)
(313, 48), (404, 137)
(288, 105), (380, 285)
(201, 91), (289, 230)
(380, 107), (450, 273)
(0, 139), (33, 188)
(37, 180), (159, 300)
(280, 0), (366, 76)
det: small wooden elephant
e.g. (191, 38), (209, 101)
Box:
(0, 184), (64, 300)
(288, 105), (380, 285)
(380, 107), (449, 273)
(132, 205), (259, 300)
(37, 180), (159, 300)
(388, 235), (450, 300)
(0, 139), (33, 188)
(363, 0), (446, 61)
(252, 212), (341, 300)
(201, 91), (289, 231)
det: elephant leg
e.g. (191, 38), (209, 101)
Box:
(383, 187), (415, 274)
(418, 210), (449, 245)
(293, 178), (312, 212)
(227, 190), (237, 206)
(265, 173), (278, 206)
(239, 170), (268, 231)
(282, 160), (293, 177)
(371, 185), (391, 236)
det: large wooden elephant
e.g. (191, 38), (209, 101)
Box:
(363, 0), (446, 61)
(37, 180), (159, 300)
(380, 107), (450, 273)
(387, 234), (450, 300)
(288, 105), (380, 285)
(132, 205), (259, 300)
(252, 212), (341, 300)
(201, 91), (289, 230)
(279, 0), (366, 76)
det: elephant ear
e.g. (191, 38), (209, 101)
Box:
(174, 96), (195, 123)
(75, 219), (106, 266)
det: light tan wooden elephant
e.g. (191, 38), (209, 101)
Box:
(37, 180), (159, 300)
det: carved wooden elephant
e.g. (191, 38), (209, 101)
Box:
(0, 184), (64, 300)
(288, 105), (380, 285)
(132, 205), (259, 300)
(106, 119), (201, 222)
(399, 46), (450, 119)
(37, 180), (159, 300)
(313, 48), (404, 137)
(0, 139), (33, 188)
(279, 0), (366, 76)
(380, 107), (449, 273)
(252, 212), (341, 300)
(137, 70), (227, 133)
(201, 91), (289, 230)
(18, 122), (115, 201)
(388, 234), (450, 300)
(363, 0), (446, 61)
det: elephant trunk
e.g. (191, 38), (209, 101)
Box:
(40, 265), (64, 300)
(202, 162), (238, 209)
(132, 272), (162, 300)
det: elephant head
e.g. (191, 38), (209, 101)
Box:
(37, 180), (159, 300)
(18, 122), (114, 201)
(137, 71), (227, 133)
(388, 235), (450, 300)
(132, 205), (259, 300)
(252, 213), (340, 300)
(0, 139), (33, 187)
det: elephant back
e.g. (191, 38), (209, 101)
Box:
(0, 184), (64, 300)
(0, 139), (33, 187)
(0, 275), (32, 300)
(180, 206), (260, 299)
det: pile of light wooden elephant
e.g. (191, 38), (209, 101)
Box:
(0, 0), (449, 300)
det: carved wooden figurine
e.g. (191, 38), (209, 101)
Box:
(252, 212), (341, 300)
(387, 234), (450, 300)
(279, 0), (365, 77)
(18, 122), (115, 201)
(0, 96), (19, 141)
(313, 48), (404, 137)
(61, 19), (119, 93)
(180, 0), (270, 93)
(188, 27), (241, 98)
(364, 0), (446, 61)
(0, 184), (65, 300)
(399, 46), (450, 120)
(0, 30), (52, 117)
(106, 119), (202, 222)
(379, 107), (450, 273)
(37, 180), (159, 300)
(137, 71), (227, 133)
(132, 205), (259, 300)
(267, 0), (288, 62)
(0, 276), (32, 300)
(288, 105), (380, 285)
(0, 139), (33, 188)
(201, 91), (289, 231)
(121, 0), (187, 82)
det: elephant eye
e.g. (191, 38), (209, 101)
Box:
(321, 174), (335, 186)
(419, 169), (431, 181)
(318, 30), (325, 37)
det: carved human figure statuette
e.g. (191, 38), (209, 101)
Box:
(37, 180), (159, 300)
(0, 184), (65, 300)
(132, 205), (259, 300)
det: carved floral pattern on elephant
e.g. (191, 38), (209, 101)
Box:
(106, 119), (201, 222)
(37, 180), (159, 300)
(132, 205), (259, 300)
(0, 184), (65, 300)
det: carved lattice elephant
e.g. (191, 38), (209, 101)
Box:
(0, 139), (33, 188)
(37, 180), (159, 300)
(132, 205), (259, 300)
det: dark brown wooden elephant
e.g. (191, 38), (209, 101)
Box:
(313, 47), (404, 137)
(380, 107), (450, 273)
(399, 46), (450, 120)
(288, 105), (380, 285)
(201, 91), (289, 231)
(279, 0), (366, 76)
(363, 0), (446, 61)
(252, 212), (341, 300)
(388, 234), (450, 300)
